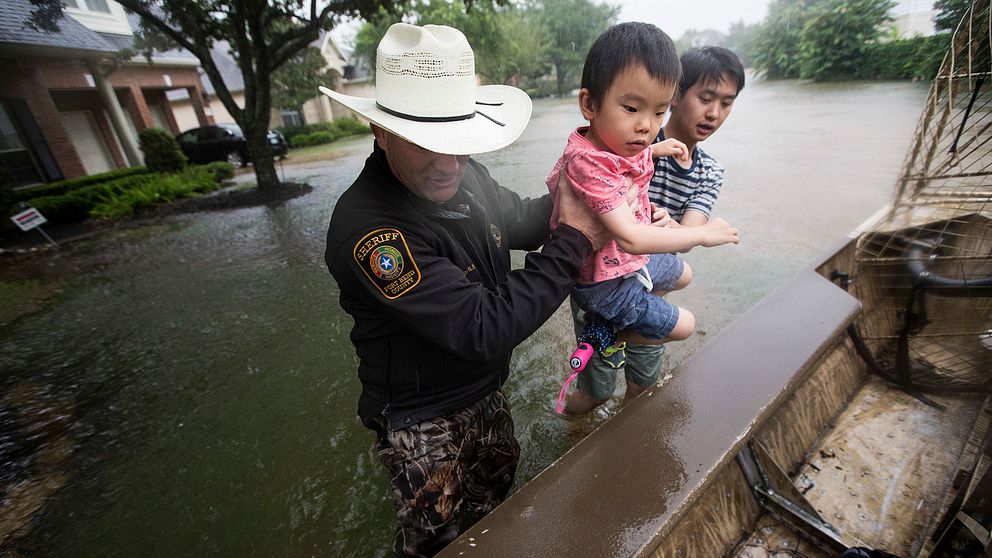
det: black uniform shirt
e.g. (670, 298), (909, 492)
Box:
(326, 145), (592, 429)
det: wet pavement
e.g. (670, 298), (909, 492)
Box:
(0, 79), (928, 556)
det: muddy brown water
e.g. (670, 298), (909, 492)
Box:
(0, 78), (927, 557)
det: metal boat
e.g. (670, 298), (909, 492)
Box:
(439, 2), (992, 556)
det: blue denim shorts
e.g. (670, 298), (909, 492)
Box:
(571, 253), (684, 340)
(571, 295), (668, 399)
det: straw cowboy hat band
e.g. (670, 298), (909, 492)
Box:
(319, 23), (532, 155)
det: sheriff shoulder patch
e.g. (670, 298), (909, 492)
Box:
(353, 228), (421, 300)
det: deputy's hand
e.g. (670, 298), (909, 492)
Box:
(557, 174), (609, 250)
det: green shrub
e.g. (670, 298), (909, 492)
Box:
(0, 185), (14, 218)
(859, 34), (951, 80)
(288, 131), (328, 147)
(29, 192), (93, 222)
(287, 132), (312, 147)
(305, 131), (337, 147)
(198, 161), (235, 182)
(139, 127), (187, 173)
(10, 166), (150, 203)
(277, 123), (311, 140)
(330, 117), (370, 136)
(282, 118), (369, 147)
(21, 165), (227, 223)
(89, 166), (222, 219)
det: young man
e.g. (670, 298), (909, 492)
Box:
(566, 45), (746, 415)
(321, 23), (605, 557)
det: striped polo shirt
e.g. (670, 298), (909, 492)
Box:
(647, 130), (724, 222)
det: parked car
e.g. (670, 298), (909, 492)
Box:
(176, 124), (287, 167)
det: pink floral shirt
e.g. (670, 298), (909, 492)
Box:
(547, 127), (654, 283)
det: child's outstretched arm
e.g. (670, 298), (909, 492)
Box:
(600, 203), (739, 254)
(650, 138), (690, 165)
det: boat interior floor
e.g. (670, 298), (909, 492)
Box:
(731, 377), (989, 558)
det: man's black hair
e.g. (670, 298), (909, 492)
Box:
(581, 22), (681, 108)
(678, 46), (746, 96)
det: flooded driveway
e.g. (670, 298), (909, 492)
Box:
(0, 78), (927, 556)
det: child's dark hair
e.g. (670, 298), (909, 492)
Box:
(581, 22), (681, 108)
(678, 46), (746, 96)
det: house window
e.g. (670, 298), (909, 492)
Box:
(281, 110), (304, 128)
(0, 102), (43, 188)
(63, 0), (111, 13)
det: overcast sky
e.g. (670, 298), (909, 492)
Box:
(617, 0), (770, 38)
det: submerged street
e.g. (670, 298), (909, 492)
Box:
(1, 79), (927, 556)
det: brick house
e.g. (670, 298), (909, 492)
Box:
(0, 0), (212, 188)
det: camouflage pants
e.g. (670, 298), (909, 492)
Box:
(372, 390), (520, 558)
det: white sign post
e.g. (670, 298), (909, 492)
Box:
(10, 207), (58, 248)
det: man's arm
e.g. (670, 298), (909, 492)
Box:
(494, 188), (553, 251)
(330, 223), (592, 362)
(681, 158), (724, 221)
(679, 209), (709, 227)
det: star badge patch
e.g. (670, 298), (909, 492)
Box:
(353, 228), (421, 299)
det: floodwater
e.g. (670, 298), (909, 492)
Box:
(0, 78), (927, 557)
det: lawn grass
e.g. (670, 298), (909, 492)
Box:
(284, 133), (372, 164)
(0, 279), (60, 325)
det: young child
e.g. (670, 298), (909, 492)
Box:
(566, 45), (747, 415)
(547, 22), (740, 379)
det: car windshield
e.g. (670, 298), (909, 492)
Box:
(217, 124), (243, 138)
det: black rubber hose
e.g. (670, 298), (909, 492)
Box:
(905, 245), (992, 292)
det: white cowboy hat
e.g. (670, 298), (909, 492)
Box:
(319, 23), (532, 155)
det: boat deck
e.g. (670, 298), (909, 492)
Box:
(731, 378), (987, 557)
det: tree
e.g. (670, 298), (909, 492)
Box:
(271, 46), (331, 125)
(797, 0), (894, 81)
(725, 20), (759, 67)
(353, 1), (547, 87)
(474, 8), (550, 86)
(675, 28), (728, 54)
(933, 0), (972, 32)
(29, 0), (385, 190)
(532, 0), (618, 96)
(750, 0), (811, 79)
(750, 0), (894, 81)
(353, 5), (402, 81)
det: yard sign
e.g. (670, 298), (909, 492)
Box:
(11, 207), (47, 232)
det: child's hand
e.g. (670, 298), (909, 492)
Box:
(650, 138), (690, 164)
(649, 202), (676, 228)
(700, 218), (740, 247)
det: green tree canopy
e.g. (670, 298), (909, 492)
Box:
(797, 0), (894, 81)
(353, 1), (550, 87)
(476, 8), (551, 86)
(271, 46), (331, 122)
(933, 0), (972, 32)
(532, 0), (619, 96)
(750, 0), (811, 79)
(725, 20), (759, 67)
(750, 0), (896, 81)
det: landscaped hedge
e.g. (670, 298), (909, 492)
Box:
(9, 161), (234, 223)
(10, 166), (151, 203)
(859, 34), (951, 81)
(290, 131), (336, 147)
(279, 117), (370, 148)
(199, 161), (235, 182)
